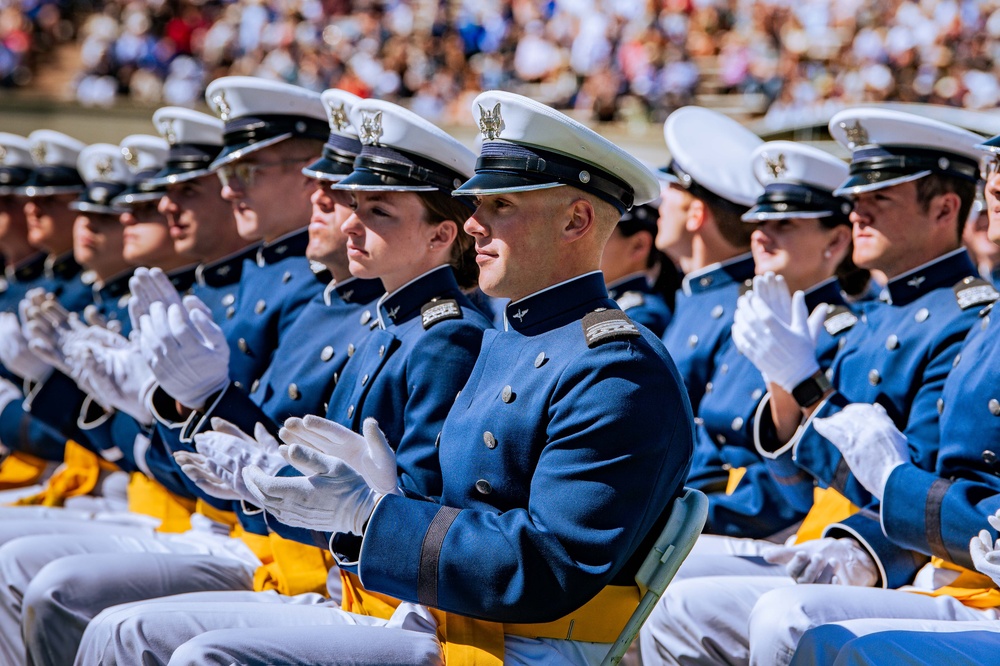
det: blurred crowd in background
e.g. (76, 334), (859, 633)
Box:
(5, 0), (1000, 126)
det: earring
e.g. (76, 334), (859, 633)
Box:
(429, 243), (435, 250)
(823, 250), (832, 259)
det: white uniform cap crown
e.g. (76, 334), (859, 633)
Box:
(751, 141), (848, 191)
(26, 130), (86, 168)
(152, 107), (224, 146)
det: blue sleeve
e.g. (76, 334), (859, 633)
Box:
(824, 506), (930, 589)
(358, 346), (692, 622)
(0, 398), (66, 461)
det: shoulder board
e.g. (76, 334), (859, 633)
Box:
(615, 290), (646, 312)
(823, 305), (858, 336)
(582, 308), (640, 348)
(954, 277), (999, 311)
(421, 298), (463, 330)
(739, 278), (753, 296)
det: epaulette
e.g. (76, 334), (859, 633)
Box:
(582, 308), (640, 348)
(823, 304), (858, 336)
(421, 298), (463, 329)
(739, 278), (753, 296)
(615, 290), (645, 312)
(954, 276), (999, 311)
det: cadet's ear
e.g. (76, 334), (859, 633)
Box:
(929, 191), (961, 229)
(428, 218), (458, 249)
(628, 229), (654, 262)
(686, 199), (706, 232)
(562, 197), (596, 243)
(825, 224), (852, 260)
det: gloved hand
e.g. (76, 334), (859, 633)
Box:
(279, 416), (400, 496)
(0, 311), (51, 382)
(137, 295), (229, 409)
(83, 305), (123, 335)
(813, 403), (908, 501)
(65, 337), (155, 425)
(127, 266), (184, 333)
(183, 419), (286, 501)
(764, 537), (878, 587)
(243, 443), (389, 535)
(731, 273), (826, 393)
(970, 508), (1000, 587)
(22, 297), (89, 377)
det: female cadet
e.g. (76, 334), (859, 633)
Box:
(680, 141), (862, 548)
(71, 97), (494, 666)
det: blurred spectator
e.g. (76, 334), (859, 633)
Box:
(5, 0), (1000, 124)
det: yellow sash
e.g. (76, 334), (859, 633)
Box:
(126, 473), (195, 532)
(725, 467), (747, 495)
(0, 452), (50, 490)
(340, 570), (637, 665)
(793, 486), (859, 543)
(252, 534), (335, 596)
(13, 441), (116, 507)
(907, 557), (1000, 609)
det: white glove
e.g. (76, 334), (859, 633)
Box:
(731, 276), (825, 393)
(279, 416), (400, 496)
(812, 403), (908, 501)
(65, 337), (155, 425)
(180, 419), (286, 501)
(137, 296), (229, 409)
(764, 537), (878, 586)
(23, 297), (88, 377)
(970, 508), (1000, 587)
(0, 311), (51, 382)
(243, 443), (386, 535)
(127, 266), (184, 333)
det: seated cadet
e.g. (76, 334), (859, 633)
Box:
(683, 141), (858, 544)
(72, 95), (492, 666)
(91, 91), (693, 666)
(600, 202), (672, 336)
(640, 108), (992, 666)
(789, 512), (1000, 666)
(657, 106), (761, 412)
(963, 188), (1000, 287)
(20, 130), (94, 312)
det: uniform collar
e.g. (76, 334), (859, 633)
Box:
(6, 252), (47, 283)
(329, 276), (384, 306)
(92, 268), (134, 306)
(606, 272), (651, 300)
(803, 277), (847, 310)
(196, 244), (259, 287)
(44, 250), (82, 281)
(376, 264), (458, 328)
(255, 227), (310, 267)
(504, 270), (610, 334)
(166, 263), (200, 293)
(882, 247), (974, 306)
(681, 252), (755, 296)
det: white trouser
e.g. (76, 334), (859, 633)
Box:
(0, 520), (259, 666)
(76, 589), (611, 666)
(748, 584), (1000, 666)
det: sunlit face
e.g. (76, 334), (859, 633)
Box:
(0, 195), (27, 243)
(656, 183), (694, 260)
(119, 199), (177, 266)
(751, 217), (842, 286)
(158, 174), (233, 260)
(24, 194), (77, 252)
(849, 180), (931, 278)
(341, 190), (442, 290)
(217, 147), (315, 242)
(73, 211), (125, 275)
(984, 172), (1000, 246)
(464, 189), (564, 301)
(307, 181), (353, 270)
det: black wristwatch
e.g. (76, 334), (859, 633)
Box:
(792, 371), (832, 409)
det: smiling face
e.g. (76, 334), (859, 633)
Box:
(159, 174), (237, 261)
(218, 143), (317, 242)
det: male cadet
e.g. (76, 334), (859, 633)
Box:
(20, 130), (94, 312)
(130, 90), (694, 666)
(0, 84), (340, 666)
(657, 106), (761, 412)
(640, 108), (991, 665)
(600, 201), (672, 336)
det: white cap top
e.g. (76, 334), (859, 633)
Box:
(119, 135), (170, 175)
(0, 133), (34, 169)
(321, 88), (363, 138)
(751, 141), (848, 192)
(152, 107), (224, 147)
(26, 130), (86, 168)
(78, 143), (133, 185)
(205, 76), (327, 123)
(662, 107), (763, 207)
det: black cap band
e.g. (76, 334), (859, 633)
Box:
(343, 144), (467, 191)
(849, 146), (980, 183)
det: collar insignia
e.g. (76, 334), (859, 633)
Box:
(512, 308), (529, 322)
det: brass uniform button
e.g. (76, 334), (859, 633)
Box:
(347, 344), (356, 357)
(255, 299), (266, 314)
(688, 335), (698, 348)
(484, 432), (497, 449)
(321, 346), (334, 362)
(885, 335), (899, 351)
(868, 369), (881, 386)
(238, 338), (249, 354)
(288, 384), (300, 400)
(347, 405), (355, 418)
(990, 399), (1000, 416)
(914, 308), (929, 323)
(534, 352), (546, 368)
(360, 310), (372, 325)
(501, 386), (514, 403)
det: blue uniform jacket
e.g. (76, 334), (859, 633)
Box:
(346, 272), (693, 623)
(164, 277), (384, 516)
(691, 279), (856, 539)
(607, 273), (672, 337)
(662, 253), (754, 413)
(43, 251), (94, 314)
(267, 266), (492, 546)
(758, 249), (987, 587)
